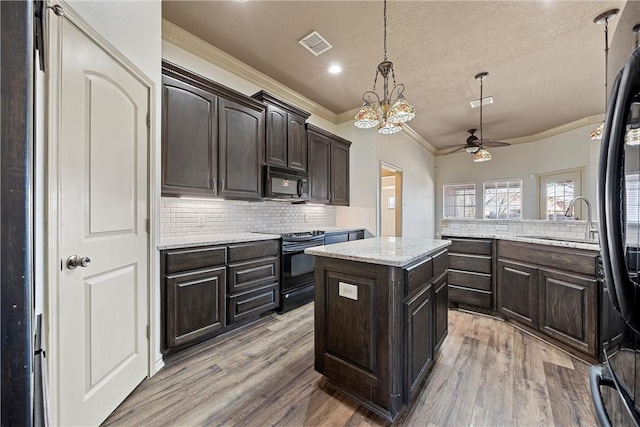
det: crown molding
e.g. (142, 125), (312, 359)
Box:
(434, 114), (605, 156)
(400, 124), (438, 154)
(162, 19), (338, 123)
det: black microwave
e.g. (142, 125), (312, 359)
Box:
(263, 165), (309, 202)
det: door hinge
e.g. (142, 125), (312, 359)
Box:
(146, 218), (150, 233)
(146, 113), (151, 128)
(146, 325), (151, 339)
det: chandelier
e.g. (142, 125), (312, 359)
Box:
(354, 0), (415, 134)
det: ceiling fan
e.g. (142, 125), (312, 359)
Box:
(442, 72), (510, 161)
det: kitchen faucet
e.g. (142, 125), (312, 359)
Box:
(565, 196), (598, 241)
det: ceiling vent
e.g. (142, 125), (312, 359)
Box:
(470, 96), (494, 108)
(299, 31), (333, 56)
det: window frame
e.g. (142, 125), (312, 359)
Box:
(442, 182), (476, 219)
(482, 178), (523, 219)
(538, 169), (582, 220)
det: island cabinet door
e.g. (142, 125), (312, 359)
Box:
(497, 259), (539, 329)
(404, 284), (434, 403)
(433, 272), (448, 352)
(538, 268), (597, 356)
(314, 258), (402, 417)
(165, 266), (226, 350)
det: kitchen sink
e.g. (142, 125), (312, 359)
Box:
(518, 235), (599, 245)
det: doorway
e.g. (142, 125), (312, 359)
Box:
(380, 162), (403, 237)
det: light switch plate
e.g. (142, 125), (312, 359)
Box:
(338, 282), (358, 300)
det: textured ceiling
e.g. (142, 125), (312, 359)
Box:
(162, 0), (626, 150)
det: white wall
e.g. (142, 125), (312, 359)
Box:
(336, 123), (437, 239)
(434, 123), (601, 233)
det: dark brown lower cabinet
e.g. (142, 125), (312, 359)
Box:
(161, 239), (280, 354)
(539, 269), (597, 355)
(404, 284), (433, 403)
(165, 266), (226, 349)
(495, 240), (612, 360)
(496, 259), (539, 328)
(433, 272), (448, 351)
(314, 249), (448, 421)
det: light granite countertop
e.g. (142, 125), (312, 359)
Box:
(158, 232), (279, 250)
(305, 237), (451, 267)
(440, 232), (600, 251)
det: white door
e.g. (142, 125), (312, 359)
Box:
(55, 16), (149, 426)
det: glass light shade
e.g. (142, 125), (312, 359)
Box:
(354, 103), (380, 129)
(590, 121), (604, 140)
(473, 148), (492, 162)
(626, 128), (640, 145)
(378, 121), (402, 134)
(388, 94), (416, 124)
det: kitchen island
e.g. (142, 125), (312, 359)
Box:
(305, 237), (451, 421)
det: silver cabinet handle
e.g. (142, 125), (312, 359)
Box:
(66, 255), (91, 270)
(212, 178), (217, 195)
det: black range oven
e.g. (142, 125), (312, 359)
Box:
(280, 231), (324, 313)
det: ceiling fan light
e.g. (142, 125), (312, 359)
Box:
(354, 102), (380, 129)
(388, 94), (415, 124)
(590, 121), (604, 140)
(473, 148), (492, 162)
(465, 146), (478, 154)
(378, 121), (402, 134)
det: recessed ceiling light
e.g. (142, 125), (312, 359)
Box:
(328, 64), (343, 74)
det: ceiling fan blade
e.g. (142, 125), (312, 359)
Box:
(444, 146), (468, 155)
(440, 143), (469, 150)
(483, 141), (510, 147)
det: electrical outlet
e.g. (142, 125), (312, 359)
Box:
(339, 282), (358, 300)
(197, 214), (205, 227)
(362, 213), (370, 222)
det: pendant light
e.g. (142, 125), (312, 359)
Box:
(590, 9), (619, 140)
(354, 0), (415, 134)
(473, 72), (492, 163)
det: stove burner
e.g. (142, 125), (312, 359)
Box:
(282, 230), (325, 238)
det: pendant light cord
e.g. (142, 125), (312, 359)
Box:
(383, 0), (388, 61)
(480, 77), (483, 143)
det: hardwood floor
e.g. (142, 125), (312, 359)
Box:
(103, 305), (597, 426)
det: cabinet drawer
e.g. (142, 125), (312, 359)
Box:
(449, 285), (491, 309)
(405, 257), (433, 297)
(165, 247), (226, 274)
(449, 270), (491, 291)
(227, 283), (279, 324)
(447, 238), (492, 255)
(449, 253), (491, 274)
(497, 240), (598, 276)
(227, 239), (279, 263)
(228, 257), (279, 294)
(433, 250), (448, 277)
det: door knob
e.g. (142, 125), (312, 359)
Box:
(66, 255), (91, 269)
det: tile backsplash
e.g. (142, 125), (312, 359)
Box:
(441, 218), (598, 240)
(160, 197), (336, 240)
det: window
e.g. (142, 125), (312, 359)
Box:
(483, 179), (522, 219)
(539, 169), (582, 220)
(443, 183), (475, 218)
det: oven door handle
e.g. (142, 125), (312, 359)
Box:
(589, 365), (615, 427)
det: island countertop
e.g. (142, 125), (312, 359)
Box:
(305, 236), (451, 267)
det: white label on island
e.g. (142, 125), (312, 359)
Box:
(338, 282), (358, 300)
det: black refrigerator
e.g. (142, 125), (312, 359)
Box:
(592, 4), (640, 424)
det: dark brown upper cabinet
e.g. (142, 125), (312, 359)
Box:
(162, 61), (265, 201)
(162, 73), (218, 198)
(252, 91), (311, 172)
(307, 124), (351, 205)
(218, 98), (264, 200)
